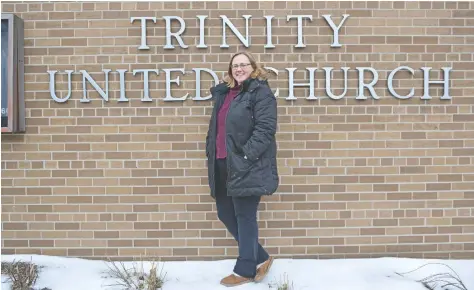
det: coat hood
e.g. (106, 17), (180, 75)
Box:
(210, 78), (268, 96)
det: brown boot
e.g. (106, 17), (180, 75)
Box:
(254, 256), (274, 282)
(220, 274), (253, 287)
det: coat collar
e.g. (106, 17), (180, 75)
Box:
(242, 77), (265, 93)
(210, 82), (229, 96)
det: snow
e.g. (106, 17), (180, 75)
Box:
(1, 254), (473, 290)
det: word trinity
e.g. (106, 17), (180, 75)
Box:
(131, 14), (350, 49)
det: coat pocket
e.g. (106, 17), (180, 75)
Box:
(231, 151), (254, 173)
(227, 152), (265, 191)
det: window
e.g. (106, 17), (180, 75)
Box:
(1, 13), (25, 133)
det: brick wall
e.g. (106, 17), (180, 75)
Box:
(1, 1), (473, 260)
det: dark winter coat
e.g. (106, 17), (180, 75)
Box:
(206, 77), (279, 198)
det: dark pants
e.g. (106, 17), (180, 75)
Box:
(215, 158), (269, 278)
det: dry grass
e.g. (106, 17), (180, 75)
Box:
(1, 259), (44, 290)
(268, 273), (295, 290)
(102, 256), (167, 290)
(395, 263), (469, 290)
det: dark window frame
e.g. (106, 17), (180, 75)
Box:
(1, 13), (25, 133)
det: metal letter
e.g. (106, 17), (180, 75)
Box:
(48, 70), (73, 103)
(80, 69), (111, 103)
(117, 69), (128, 102)
(132, 69), (159, 102)
(192, 68), (219, 101)
(322, 14), (350, 48)
(388, 66), (414, 99)
(421, 67), (452, 100)
(197, 15), (208, 48)
(356, 67), (379, 100)
(264, 67), (279, 97)
(323, 67), (349, 100)
(130, 17), (157, 50)
(286, 15), (313, 48)
(163, 68), (189, 101)
(220, 15), (252, 48)
(286, 67), (317, 100)
(264, 16), (275, 49)
(163, 16), (188, 49)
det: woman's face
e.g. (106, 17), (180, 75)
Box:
(231, 54), (253, 85)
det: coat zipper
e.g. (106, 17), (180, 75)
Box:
(224, 80), (261, 186)
(225, 85), (244, 183)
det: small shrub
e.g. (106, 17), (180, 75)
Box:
(103, 256), (167, 290)
(268, 273), (294, 290)
(1, 258), (47, 290)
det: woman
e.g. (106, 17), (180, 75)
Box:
(205, 51), (279, 287)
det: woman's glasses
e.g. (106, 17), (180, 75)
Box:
(231, 63), (251, 69)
